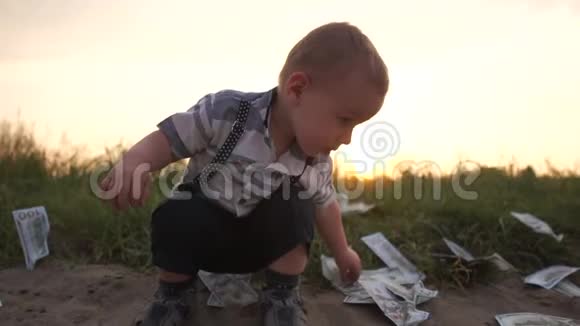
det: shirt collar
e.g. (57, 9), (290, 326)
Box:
(252, 87), (309, 176)
(251, 87), (277, 128)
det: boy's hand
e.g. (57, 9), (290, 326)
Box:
(335, 246), (362, 285)
(99, 155), (152, 211)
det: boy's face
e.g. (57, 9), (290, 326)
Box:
(288, 71), (385, 156)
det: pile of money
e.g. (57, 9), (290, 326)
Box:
(361, 232), (425, 284)
(322, 232), (438, 326)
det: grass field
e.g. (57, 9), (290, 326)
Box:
(1, 120), (579, 288)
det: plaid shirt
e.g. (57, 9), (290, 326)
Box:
(157, 88), (336, 217)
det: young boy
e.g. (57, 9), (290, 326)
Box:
(99, 22), (388, 326)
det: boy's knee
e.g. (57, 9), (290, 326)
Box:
(268, 244), (309, 275)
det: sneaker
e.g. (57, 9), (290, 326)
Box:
(260, 286), (308, 326)
(134, 279), (197, 326)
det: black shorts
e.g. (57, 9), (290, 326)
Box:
(150, 182), (315, 275)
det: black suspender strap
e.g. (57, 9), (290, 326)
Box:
(194, 100), (251, 187)
(189, 99), (313, 191)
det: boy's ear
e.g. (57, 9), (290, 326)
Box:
(284, 72), (310, 103)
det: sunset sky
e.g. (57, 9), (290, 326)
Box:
(2, 0), (579, 177)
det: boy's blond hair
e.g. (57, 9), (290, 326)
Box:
(279, 22), (389, 94)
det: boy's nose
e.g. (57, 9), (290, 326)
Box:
(339, 130), (352, 145)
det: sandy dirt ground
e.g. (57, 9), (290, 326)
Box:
(0, 260), (579, 326)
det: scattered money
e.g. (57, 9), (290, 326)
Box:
(343, 296), (375, 304)
(321, 255), (371, 300)
(197, 271), (258, 307)
(442, 239), (517, 272)
(12, 206), (51, 271)
(495, 312), (580, 326)
(323, 232), (437, 325)
(337, 193), (375, 215)
(510, 212), (564, 242)
(361, 232), (425, 283)
(363, 274), (437, 305)
(553, 279), (580, 298)
(524, 265), (580, 289)
(206, 293), (225, 308)
(443, 238), (475, 262)
(359, 279), (430, 326)
(482, 253), (517, 272)
(411, 282), (439, 305)
(322, 254), (438, 309)
(362, 267), (419, 288)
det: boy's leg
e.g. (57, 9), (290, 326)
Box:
(137, 259), (198, 325)
(137, 190), (231, 326)
(261, 244), (309, 326)
(268, 244), (308, 275)
(159, 270), (193, 282)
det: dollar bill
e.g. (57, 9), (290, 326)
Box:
(482, 253), (517, 272)
(510, 212), (564, 242)
(443, 238), (475, 262)
(411, 282), (439, 305)
(322, 255), (438, 306)
(337, 193), (375, 215)
(442, 239), (517, 272)
(206, 293), (225, 308)
(495, 313), (580, 326)
(197, 271), (258, 307)
(321, 255), (371, 300)
(553, 279), (580, 298)
(524, 265), (580, 289)
(12, 206), (51, 271)
(361, 233), (425, 283)
(343, 296), (375, 304)
(362, 267), (419, 287)
(359, 279), (430, 326)
(364, 274), (438, 305)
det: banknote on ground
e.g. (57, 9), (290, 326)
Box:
(510, 211), (564, 242)
(361, 232), (425, 283)
(12, 206), (51, 271)
(524, 265), (580, 289)
(495, 312), (580, 326)
(554, 279), (580, 298)
(321, 255), (438, 305)
(442, 238), (516, 272)
(197, 271), (258, 307)
(359, 279), (430, 326)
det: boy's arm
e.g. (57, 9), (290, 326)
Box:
(101, 92), (219, 210)
(99, 130), (177, 211)
(122, 129), (177, 171)
(315, 200), (349, 255)
(315, 199), (362, 284)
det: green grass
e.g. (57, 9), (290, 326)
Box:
(1, 120), (579, 288)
